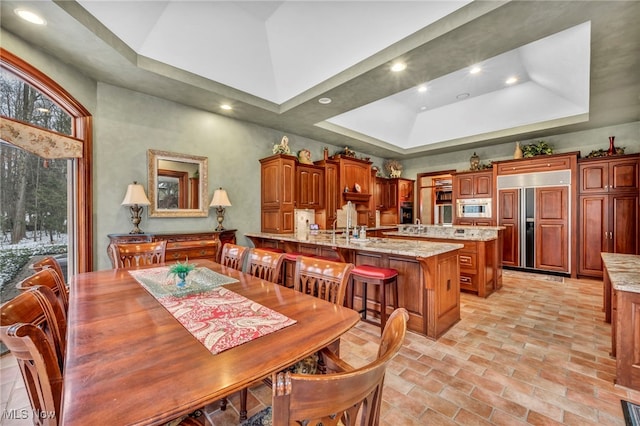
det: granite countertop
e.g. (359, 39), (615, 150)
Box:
(601, 253), (640, 293)
(245, 232), (463, 258)
(387, 224), (505, 241)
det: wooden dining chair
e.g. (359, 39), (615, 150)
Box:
(0, 285), (68, 426)
(236, 256), (355, 421)
(111, 240), (167, 269)
(16, 268), (69, 315)
(31, 256), (67, 285)
(293, 255), (354, 305)
(220, 243), (249, 271)
(246, 248), (285, 283)
(242, 308), (409, 426)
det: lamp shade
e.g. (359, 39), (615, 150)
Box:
(210, 188), (232, 207)
(121, 182), (151, 206)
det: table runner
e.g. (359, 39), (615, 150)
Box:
(129, 266), (296, 354)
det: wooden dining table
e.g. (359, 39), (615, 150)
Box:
(61, 259), (360, 425)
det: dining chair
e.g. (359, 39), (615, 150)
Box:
(16, 268), (69, 315)
(236, 255), (355, 421)
(220, 243), (249, 271)
(0, 285), (68, 425)
(31, 256), (68, 286)
(242, 308), (409, 426)
(111, 240), (167, 269)
(246, 248), (285, 283)
(293, 255), (354, 305)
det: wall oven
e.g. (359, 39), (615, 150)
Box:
(456, 198), (492, 218)
(400, 202), (413, 224)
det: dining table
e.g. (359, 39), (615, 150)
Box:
(61, 259), (361, 425)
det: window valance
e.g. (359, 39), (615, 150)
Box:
(0, 116), (83, 158)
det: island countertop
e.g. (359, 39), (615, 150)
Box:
(387, 224), (505, 242)
(601, 253), (640, 293)
(245, 232), (463, 258)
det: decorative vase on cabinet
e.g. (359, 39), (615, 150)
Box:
(514, 142), (523, 159)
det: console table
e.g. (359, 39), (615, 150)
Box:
(107, 230), (236, 267)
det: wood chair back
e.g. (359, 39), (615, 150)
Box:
(17, 268), (69, 315)
(271, 308), (409, 426)
(246, 248), (285, 283)
(293, 256), (354, 305)
(111, 241), (167, 269)
(0, 286), (68, 426)
(220, 243), (249, 271)
(31, 256), (67, 285)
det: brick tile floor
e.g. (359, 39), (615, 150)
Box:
(3, 270), (640, 425)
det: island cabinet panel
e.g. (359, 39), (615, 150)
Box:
(615, 289), (640, 390)
(418, 250), (460, 339)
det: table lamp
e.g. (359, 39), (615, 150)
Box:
(121, 181), (151, 234)
(210, 187), (232, 231)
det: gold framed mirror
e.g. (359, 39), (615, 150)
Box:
(147, 149), (208, 217)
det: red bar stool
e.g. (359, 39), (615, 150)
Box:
(350, 265), (399, 332)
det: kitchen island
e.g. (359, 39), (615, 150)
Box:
(246, 231), (463, 340)
(602, 253), (640, 391)
(385, 225), (504, 297)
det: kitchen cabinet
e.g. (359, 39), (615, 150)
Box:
(336, 155), (373, 226)
(296, 163), (324, 209)
(454, 170), (493, 198)
(260, 154), (296, 233)
(535, 186), (569, 272)
(578, 154), (639, 278)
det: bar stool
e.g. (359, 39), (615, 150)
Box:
(350, 265), (399, 332)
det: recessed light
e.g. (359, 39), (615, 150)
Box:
(391, 62), (406, 72)
(318, 97), (332, 104)
(456, 93), (470, 100)
(420, 106), (427, 111)
(15, 9), (46, 25)
(220, 104), (232, 110)
(417, 86), (427, 93)
(470, 66), (482, 74)
(505, 76), (518, 85)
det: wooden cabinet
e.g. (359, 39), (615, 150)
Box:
(375, 177), (414, 225)
(296, 163), (324, 209)
(107, 230), (236, 266)
(260, 154), (296, 233)
(535, 186), (569, 272)
(398, 178), (413, 203)
(498, 188), (520, 267)
(336, 156), (372, 226)
(578, 154), (639, 278)
(454, 170), (493, 199)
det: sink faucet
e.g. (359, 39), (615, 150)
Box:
(415, 218), (422, 232)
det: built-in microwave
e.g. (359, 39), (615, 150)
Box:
(456, 198), (492, 218)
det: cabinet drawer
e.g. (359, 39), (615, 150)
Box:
(497, 156), (571, 175)
(459, 252), (477, 271)
(166, 240), (218, 261)
(460, 274), (478, 292)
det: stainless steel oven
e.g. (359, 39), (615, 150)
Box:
(456, 198), (492, 218)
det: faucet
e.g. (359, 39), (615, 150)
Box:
(415, 218), (422, 233)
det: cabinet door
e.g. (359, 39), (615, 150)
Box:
(387, 181), (398, 209)
(374, 178), (385, 209)
(399, 179), (413, 202)
(579, 162), (608, 193)
(296, 166), (325, 209)
(498, 189), (520, 267)
(261, 162), (281, 207)
(611, 194), (639, 255)
(610, 159), (639, 192)
(473, 173), (492, 197)
(535, 186), (569, 272)
(578, 195), (608, 277)
(457, 176), (474, 197)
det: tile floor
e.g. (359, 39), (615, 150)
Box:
(2, 270), (640, 425)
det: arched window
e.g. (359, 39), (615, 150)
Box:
(1, 48), (93, 274)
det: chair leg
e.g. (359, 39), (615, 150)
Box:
(220, 397), (227, 411)
(380, 281), (387, 332)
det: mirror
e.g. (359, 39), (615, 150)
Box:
(148, 149), (208, 217)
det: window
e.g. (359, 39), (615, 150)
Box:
(1, 48), (93, 278)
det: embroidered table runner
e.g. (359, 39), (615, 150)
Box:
(129, 266), (296, 354)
